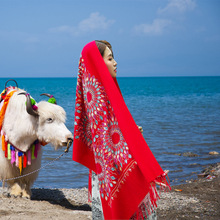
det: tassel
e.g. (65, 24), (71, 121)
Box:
(31, 144), (35, 159)
(4, 141), (8, 158)
(7, 143), (11, 159)
(140, 208), (144, 220)
(18, 152), (23, 174)
(27, 150), (31, 165)
(16, 151), (19, 167)
(1, 134), (6, 151)
(11, 146), (15, 165)
(1, 133), (7, 152)
(23, 153), (27, 168)
(34, 141), (39, 158)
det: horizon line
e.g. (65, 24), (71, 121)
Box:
(1, 75), (220, 79)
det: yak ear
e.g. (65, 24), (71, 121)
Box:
(18, 92), (39, 117)
(40, 93), (57, 104)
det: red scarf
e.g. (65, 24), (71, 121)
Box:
(73, 41), (170, 219)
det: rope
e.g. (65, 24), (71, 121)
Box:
(1, 152), (65, 182)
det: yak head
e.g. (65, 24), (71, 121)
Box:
(3, 90), (73, 152)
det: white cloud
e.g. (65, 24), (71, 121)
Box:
(134, 19), (172, 35)
(158, 0), (196, 14)
(49, 12), (115, 36)
(78, 12), (114, 32)
(133, 0), (196, 36)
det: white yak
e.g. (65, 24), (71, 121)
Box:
(0, 86), (73, 198)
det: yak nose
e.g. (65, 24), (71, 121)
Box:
(62, 135), (73, 147)
(66, 132), (73, 141)
(67, 137), (73, 144)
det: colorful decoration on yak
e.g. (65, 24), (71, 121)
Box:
(0, 86), (41, 175)
(0, 87), (17, 131)
(1, 133), (40, 174)
(48, 96), (56, 104)
(28, 95), (38, 111)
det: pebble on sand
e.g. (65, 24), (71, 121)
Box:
(209, 151), (219, 155)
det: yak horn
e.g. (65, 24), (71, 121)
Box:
(18, 92), (39, 117)
(40, 93), (57, 104)
(5, 79), (18, 91)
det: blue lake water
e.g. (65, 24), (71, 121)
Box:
(0, 76), (220, 188)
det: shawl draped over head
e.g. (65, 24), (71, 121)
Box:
(73, 41), (170, 219)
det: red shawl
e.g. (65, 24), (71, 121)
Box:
(73, 41), (170, 219)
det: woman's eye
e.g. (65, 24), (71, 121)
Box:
(46, 118), (53, 123)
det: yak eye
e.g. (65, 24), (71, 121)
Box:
(46, 118), (53, 123)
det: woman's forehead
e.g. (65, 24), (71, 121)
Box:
(104, 47), (112, 57)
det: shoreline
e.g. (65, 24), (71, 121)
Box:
(0, 163), (219, 219)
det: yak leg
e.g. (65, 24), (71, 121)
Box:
(22, 184), (32, 199)
(10, 183), (22, 197)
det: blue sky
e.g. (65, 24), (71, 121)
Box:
(0, 0), (219, 77)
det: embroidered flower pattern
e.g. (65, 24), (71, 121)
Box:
(102, 115), (132, 168)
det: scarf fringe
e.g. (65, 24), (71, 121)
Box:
(131, 172), (171, 220)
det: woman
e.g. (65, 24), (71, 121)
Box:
(72, 40), (170, 219)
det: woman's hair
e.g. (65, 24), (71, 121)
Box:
(95, 40), (114, 57)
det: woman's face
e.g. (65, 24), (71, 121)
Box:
(103, 46), (117, 78)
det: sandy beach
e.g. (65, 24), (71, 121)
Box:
(0, 163), (219, 220)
